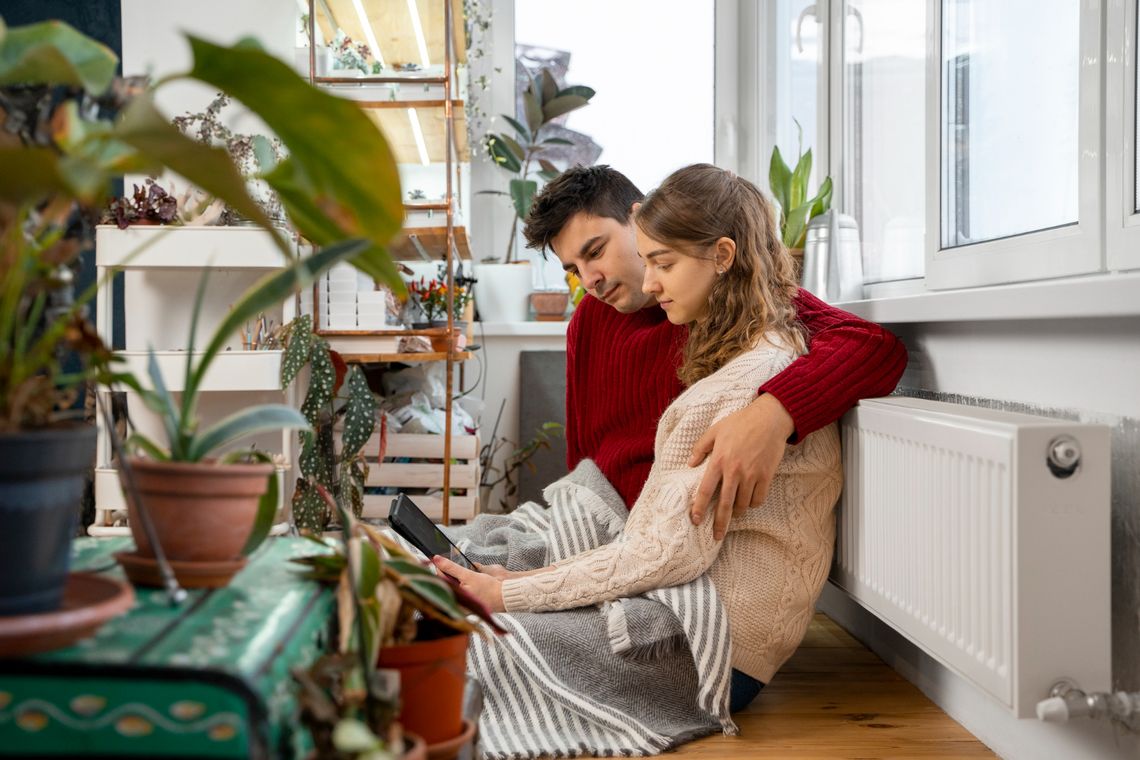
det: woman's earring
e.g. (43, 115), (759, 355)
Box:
(716, 267), (725, 275)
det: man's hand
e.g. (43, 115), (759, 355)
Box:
(688, 393), (795, 540)
(433, 556), (505, 612)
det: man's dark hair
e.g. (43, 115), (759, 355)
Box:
(523, 165), (644, 254)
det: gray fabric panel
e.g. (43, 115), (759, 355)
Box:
(518, 350), (567, 507)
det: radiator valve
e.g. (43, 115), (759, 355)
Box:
(1036, 679), (1140, 723)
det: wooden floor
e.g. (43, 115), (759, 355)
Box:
(672, 614), (995, 759)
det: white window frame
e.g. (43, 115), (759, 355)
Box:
(923, 0), (1104, 290)
(1107, 0), (1140, 270)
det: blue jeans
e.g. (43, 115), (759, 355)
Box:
(729, 669), (765, 712)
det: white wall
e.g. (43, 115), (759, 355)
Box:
(121, 0), (295, 129)
(825, 305), (1140, 759)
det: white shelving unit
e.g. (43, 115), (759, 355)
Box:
(90, 225), (298, 536)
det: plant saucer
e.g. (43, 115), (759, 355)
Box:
(0, 573), (134, 657)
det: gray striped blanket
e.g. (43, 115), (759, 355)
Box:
(444, 460), (737, 759)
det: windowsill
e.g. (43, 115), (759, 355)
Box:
(833, 271), (1140, 323)
(476, 321), (570, 337)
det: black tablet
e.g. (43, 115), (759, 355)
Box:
(388, 493), (476, 571)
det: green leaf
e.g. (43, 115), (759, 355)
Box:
(554, 85), (595, 100)
(281, 314), (314, 387)
(541, 94), (589, 122)
(537, 158), (559, 176)
(789, 148), (812, 210)
(499, 135), (526, 163)
(241, 468), (279, 556)
(509, 178), (538, 221)
(292, 478), (329, 534)
(783, 203), (812, 250)
(0, 147), (73, 203)
(540, 137), (573, 146)
(768, 145), (792, 214)
(188, 239), (369, 404)
(301, 341), (335, 428)
(0, 19), (117, 94)
(808, 175), (833, 219)
(339, 367), (375, 459)
(539, 68), (558, 105)
(188, 404), (309, 461)
(125, 432), (170, 461)
(485, 135), (522, 174)
(250, 134), (277, 173)
(522, 90), (543, 135)
(113, 95), (283, 247)
(501, 115), (531, 142)
(144, 348), (184, 460)
(184, 35), (403, 277)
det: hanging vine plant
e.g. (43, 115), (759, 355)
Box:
(281, 314), (377, 532)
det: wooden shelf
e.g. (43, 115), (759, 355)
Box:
(314, 0), (466, 68)
(391, 224), (470, 260)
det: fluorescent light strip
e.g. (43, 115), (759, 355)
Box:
(351, 0), (385, 68)
(406, 0), (431, 68)
(407, 108), (431, 166)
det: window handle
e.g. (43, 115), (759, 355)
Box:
(795, 4), (820, 53)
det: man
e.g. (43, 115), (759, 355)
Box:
(522, 165), (907, 539)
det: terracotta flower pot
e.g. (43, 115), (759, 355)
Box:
(424, 320), (467, 352)
(126, 458), (273, 562)
(529, 291), (569, 321)
(378, 632), (470, 745)
(426, 718), (476, 760)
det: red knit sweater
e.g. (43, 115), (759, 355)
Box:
(565, 288), (908, 508)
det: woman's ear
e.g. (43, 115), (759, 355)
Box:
(714, 237), (737, 271)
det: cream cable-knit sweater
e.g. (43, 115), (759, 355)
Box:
(500, 338), (843, 683)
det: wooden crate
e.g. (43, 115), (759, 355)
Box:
(350, 431), (480, 523)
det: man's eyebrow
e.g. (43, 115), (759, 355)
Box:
(577, 235), (604, 258)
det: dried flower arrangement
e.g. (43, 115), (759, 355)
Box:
(171, 92), (287, 224)
(332, 30), (380, 75)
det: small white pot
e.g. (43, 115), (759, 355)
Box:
(473, 262), (533, 323)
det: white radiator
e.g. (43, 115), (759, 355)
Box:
(831, 397), (1111, 718)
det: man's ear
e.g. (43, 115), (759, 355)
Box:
(715, 237), (737, 270)
(630, 201), (642, 215)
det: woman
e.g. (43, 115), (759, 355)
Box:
(437, 163), (843, 713)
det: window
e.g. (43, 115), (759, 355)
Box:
(1106, 0), (1140, 270)
(926, 0), (1101, 290)
(514, 0), (714, 194)
(842, 0), (927, 284)
(773, 0), (824, 191)
(940, 0), (1079, 248)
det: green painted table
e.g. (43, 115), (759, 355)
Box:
(0, 537), (335, 759)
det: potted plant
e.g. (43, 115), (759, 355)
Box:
(768, 121), (834, 277)
(406, 269), (473, 351)
(0, 18), (404, 597)
(279, 314), (376, 535)
(475, 67), (595, 322)
(293, 493), (503, 759)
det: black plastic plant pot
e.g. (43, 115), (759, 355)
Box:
(0, 426), (97, 616)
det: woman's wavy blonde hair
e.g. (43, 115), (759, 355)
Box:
(635, 163), (804, 386)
